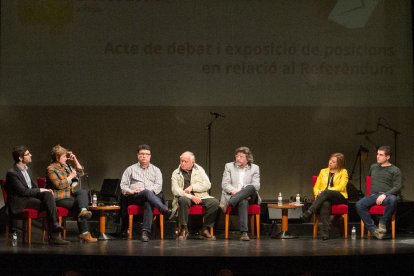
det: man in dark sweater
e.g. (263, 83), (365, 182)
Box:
(356, 146), (401, 239)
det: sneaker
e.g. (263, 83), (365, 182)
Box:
(78, 210), (92, 220)
(378, 224), (387, 234)
(141, 231), (150, 242)
(200, 228), (216, 241)
(79, 232), (98, 243)
(373, 229), (384, 240)
(177, 227), (189, 241)
(240, 232), (250, 241)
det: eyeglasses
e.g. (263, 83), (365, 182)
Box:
(23, 152), (31, 156)
(138, 153), (151, 156)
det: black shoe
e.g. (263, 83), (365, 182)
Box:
(321, 235), (329, 241)
(52, 223), (64, 233)
(162, 209), (174, 221)
(300, 210), (313, 222)
(119, 231), (128, 240)
(49, 234), (70, 245)
(141, 231), (150, 242)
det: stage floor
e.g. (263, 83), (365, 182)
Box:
(1, 233), (414, 275)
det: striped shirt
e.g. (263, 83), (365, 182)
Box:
(120, 163), (163, 195)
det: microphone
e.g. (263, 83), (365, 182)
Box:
(210, 112), (225, 118)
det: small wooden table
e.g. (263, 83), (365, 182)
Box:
(268, 203), (303, 239)
(89, 205), (120, 240)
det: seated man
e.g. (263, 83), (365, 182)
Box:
(120, 144), (171, 242)
(220, 146), (261, 241)
(5, 146), (69, 245)
(356, 146), (401, 239)
(171, 151), (219, 240)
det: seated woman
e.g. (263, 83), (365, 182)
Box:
(301, 152), (348, 240)
(46, 145), (97, 243)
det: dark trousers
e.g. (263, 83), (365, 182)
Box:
(227, 185), (258, 232)
(178, 196), (219, 229)
(310, 190), (347, 234)
(10, 192), (58, 233)
(56, 189), (90, 234)
(121, 190), (167, 233)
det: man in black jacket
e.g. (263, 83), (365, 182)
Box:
(5, 145), (69, 245)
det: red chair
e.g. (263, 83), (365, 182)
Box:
(224, 204), (260, 239)
(128, 205), (164, 240)
(312, 176), (349, 238)
(37, 177), (69, 239)
(360, 176), (396, 239)
(1, 179), (46, 244)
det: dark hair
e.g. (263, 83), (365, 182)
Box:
(235, 146), (254, 164)
(378, 146), (392, 156)
(137, 144), (151, 153)
(12, 145), (28, 163)
(329, 152), (345, 170)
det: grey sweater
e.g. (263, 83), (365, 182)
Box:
(369, 163), (401, 195)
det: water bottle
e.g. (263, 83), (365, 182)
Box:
(92, 193), (98, 207)
(277, 192), (283, 206)
(295, 193), (301, 205)
(12, 232), (17, 247)
(351, 226), (356, 240)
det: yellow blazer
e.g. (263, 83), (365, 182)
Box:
(313, 168), (348, 199)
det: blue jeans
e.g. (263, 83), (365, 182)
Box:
(356, 193), (397, 233)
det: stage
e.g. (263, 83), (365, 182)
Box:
(1, 229), (414, 275)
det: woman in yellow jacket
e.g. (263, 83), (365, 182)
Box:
(301, 153), (348, 240)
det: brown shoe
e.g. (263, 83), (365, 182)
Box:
(200, 228), (216, 241)
(177, 227), (189, 241)
(240, 232), (250, 241)
(78, 210), (92, 220)
(79, 232), (98, 243)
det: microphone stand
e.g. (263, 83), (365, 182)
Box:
(206, 113), (220, 180)
(348, 146), (368, 198)
(378, 121), (400, 165)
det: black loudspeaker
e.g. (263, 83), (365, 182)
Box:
(164, 220), (177, 239)
(347, 182), (362, 201)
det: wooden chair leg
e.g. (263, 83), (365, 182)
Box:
(59, 216), (67, 239)
(250, 215), (255, 238)
(42, 217), (47, 242)
(210, 227), (214, 236)
(343, 214), (348, 238)
(225, 214), (229, 239)
(128, 214), (133, 240)
(256, 214), (260, 239)
(391, 213), (396, 239)
(27, 218), (32, 244)
(312, 215), (318, 238)
(160, 214), (164, 240)
(361, 220), (365, 238)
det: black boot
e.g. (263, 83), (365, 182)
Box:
(300, 209), (313, 222)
